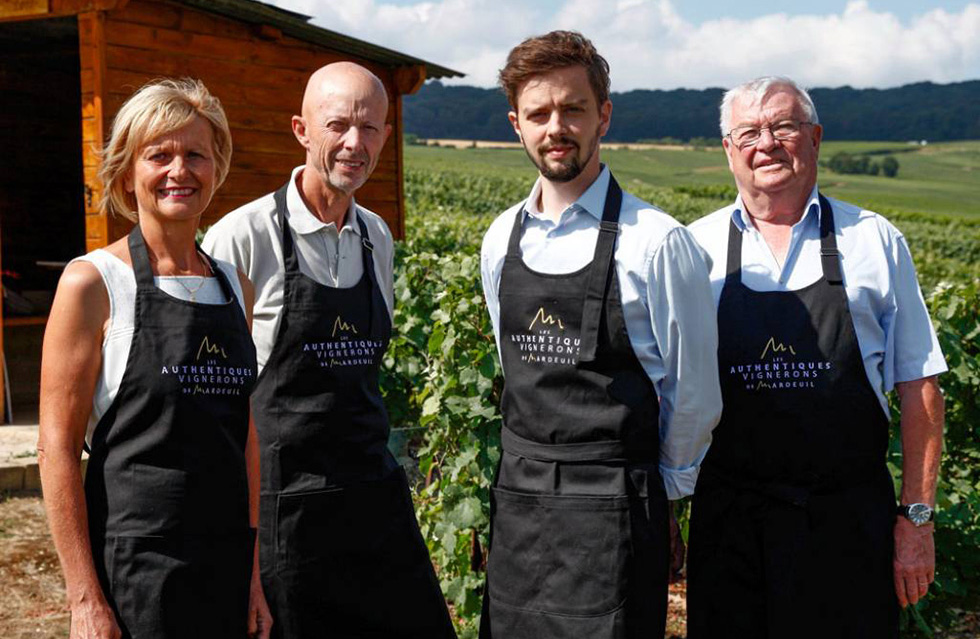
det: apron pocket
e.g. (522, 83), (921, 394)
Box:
(279, 391), (337, 414)
(107, 535), (187, 637)
(275, 474), (412, 573)
(488, 486), (631, 616)
(108, 534), (253, 639)
(127, 463), (190, 533)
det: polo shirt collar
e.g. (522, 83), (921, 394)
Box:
(285, 165), (361, 236)
(523, 164), (611, 223)
(730, 184), (822, 232)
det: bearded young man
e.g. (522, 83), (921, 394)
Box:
(478, 31), (721, 639)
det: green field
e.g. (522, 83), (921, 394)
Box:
(394, 150), (980, 638)
(405, 140), (980, 219)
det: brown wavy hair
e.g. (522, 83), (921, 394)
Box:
(498, 30), (610, 110)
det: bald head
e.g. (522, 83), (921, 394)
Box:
(292, 61), (393, 209)
(301, 61), (389, 121)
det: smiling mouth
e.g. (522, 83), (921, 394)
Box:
(159, 187), (196, 197)
(336, 158), (366, 170)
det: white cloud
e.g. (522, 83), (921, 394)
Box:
(270, 0), (980, 90)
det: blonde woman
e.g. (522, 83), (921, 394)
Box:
(38, 79), (271, 639)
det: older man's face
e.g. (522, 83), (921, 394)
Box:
(722, 89), (822, 200)
(303, 77), (391, 196)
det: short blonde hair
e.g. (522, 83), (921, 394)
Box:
(98, 78), (232, 222)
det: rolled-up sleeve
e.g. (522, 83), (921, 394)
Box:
(647, 227), (722, 499)
(887, 234), (947, 386)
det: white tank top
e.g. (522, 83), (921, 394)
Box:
(72, 249), (247, 443)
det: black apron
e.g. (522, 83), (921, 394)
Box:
(253, 184), (456, 639)
(84, 226), (257, 639)
(480, 175), (669, 639)
(687, 195), (898, 639)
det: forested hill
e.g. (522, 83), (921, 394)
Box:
(403, 80), (980, 142)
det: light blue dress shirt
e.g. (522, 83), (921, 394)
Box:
(480, 167), (723, 500)
(688, 185), (947, 416)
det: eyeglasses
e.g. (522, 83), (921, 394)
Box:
(726, 120), (813, 149)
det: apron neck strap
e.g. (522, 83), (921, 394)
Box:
(354, 210), (381, 337)
(725, 192), (843, 286)
(576, 174), (623, 364)
(505, 202), (528, 261)
(817, 193), (842, 285)
(724, 216), (743, 286)
(273, 183), (301, 276)
(128, 224), (155, 289)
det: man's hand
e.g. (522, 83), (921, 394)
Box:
(893, 517), (935, 608)
(248, 571), (273, 639)
(69, 598), (122, 639)
(668, 508), (685, 583)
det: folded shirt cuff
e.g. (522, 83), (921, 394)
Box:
(660, 464), (701, 501)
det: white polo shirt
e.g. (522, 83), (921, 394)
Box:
(202, 166), (395, 374)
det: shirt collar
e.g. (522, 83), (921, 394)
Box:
(730, 184), (821, 232)
(285, 165), (360, 236)
(523, 164), (611, 223)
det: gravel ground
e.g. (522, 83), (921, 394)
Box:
(0, 496), (69, 638)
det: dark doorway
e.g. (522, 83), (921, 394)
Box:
(0, 16), (86, 423)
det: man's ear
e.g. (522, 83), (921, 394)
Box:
(811, 123), (823, 154)
(508, 110), (522, 142)
(598, 99), (612, 137)
(722, 137), (736, 173)
(291, 115), (310, 150)
(383, 122), (393, 145)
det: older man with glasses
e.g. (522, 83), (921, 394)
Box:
(686, 76), (947, 639)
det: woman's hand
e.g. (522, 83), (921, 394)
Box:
(247, 569), (273, 639)
(69, 596), (122, 639)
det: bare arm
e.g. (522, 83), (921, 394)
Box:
(37, 261), (121, 638)
(892, 375), (944, 608)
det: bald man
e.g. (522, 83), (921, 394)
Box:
(204, 62), (457, 639)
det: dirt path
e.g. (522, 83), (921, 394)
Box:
(1, 494), (975, 638)
(0, 496), (68, 638)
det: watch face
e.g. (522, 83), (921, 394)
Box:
(908, 503), (933, 525)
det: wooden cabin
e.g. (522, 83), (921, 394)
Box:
(0, 0), (461, 422)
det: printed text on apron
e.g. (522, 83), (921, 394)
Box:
(85, 226), (257, 639)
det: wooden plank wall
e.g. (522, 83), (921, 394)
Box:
(81, 0), (405, 249)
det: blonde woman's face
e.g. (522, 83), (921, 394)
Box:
(125, 116), (217, 223)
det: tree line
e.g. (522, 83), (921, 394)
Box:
(404, 80), (980, 142)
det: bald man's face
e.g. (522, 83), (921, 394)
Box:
(293, 75), (391, 196)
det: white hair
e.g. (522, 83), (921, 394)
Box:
(719, 76), (819, 136)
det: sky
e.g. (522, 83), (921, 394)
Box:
(267, 0), (980, 92)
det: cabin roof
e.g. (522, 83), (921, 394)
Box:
(176, 0), (464, 80)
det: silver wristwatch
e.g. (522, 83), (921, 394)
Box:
(897, 503), (935, 526)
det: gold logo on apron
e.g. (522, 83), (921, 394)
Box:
(529, 307), (565, 331)
(760, 337), (796, 360)
(196, 336), (228, 360)
(332, 317), (359, 337)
